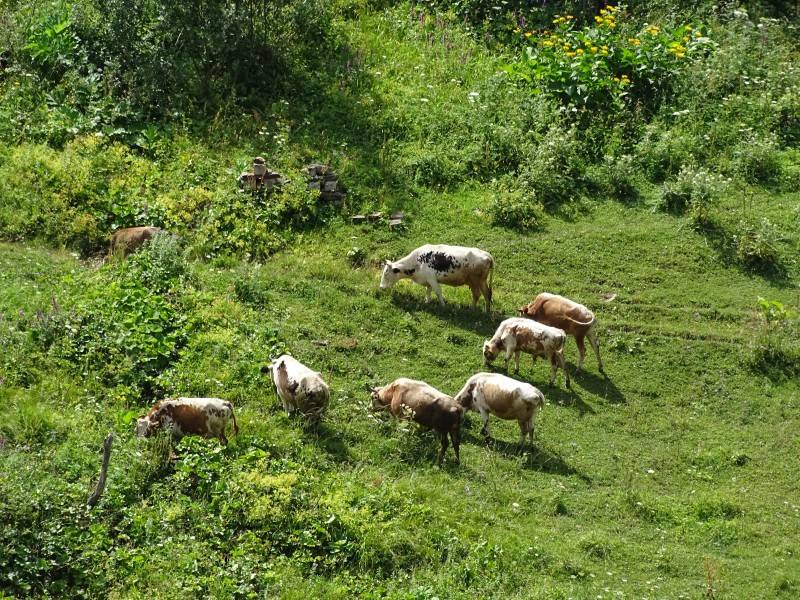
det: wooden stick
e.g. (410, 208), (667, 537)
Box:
(87, 432), (113, 509)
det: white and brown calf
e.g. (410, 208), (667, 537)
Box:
(519, 292), (604, 372)
(263, 355), (330, 427)
(454, 372), (545, 449)
(380, 244), (494, 312)
(108, 226), (163, 259)
(136, 397), (239, 444)
(483, 317), (570, 388)
(370, 378), (463, 464)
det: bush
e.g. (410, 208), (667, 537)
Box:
(749, 297), (800, 380)
(595, 153), (639, 201)
(487, 180), (544, 230)
(634, 125), (699, 181)
(656, 166), (724, 220)
(503, 4), (715, 112)
(727, 134), (783, 184)
(732, 217), (783, 273)
(516, 125), (584, 209)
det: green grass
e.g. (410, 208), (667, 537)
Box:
(2, 186), (799, 598)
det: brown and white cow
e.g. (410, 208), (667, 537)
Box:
(483, 317), (570, 388)
(108, 226), (163, 259)
(263, 355), (330, 428)
(518, 292), (604, 373)
(370, 378), (463, 464)
(380, 244), (494, 311)
(136, 397), (239, 444)
(454, 372), (545, 450)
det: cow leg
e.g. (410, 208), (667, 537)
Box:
(424, 284), (432, 303)
(575, 335), (586, 372)
(429, 280), (446, 306)
(588, 328), (604, 373)
(513, 351), (521, 374)
(219, 433), (228, 445)
(518, 420), (528, 451)
(450, 427), (461, 464)
(470, 285), (480, 310)
(480, 281), (491, 313)
(479, 409), (491, 439)
(438, 431), (449, 465)
(556, 351), (571, 388)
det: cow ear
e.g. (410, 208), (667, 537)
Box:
(392, 267), (400, 274)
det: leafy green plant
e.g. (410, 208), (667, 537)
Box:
(732, 218), (783, 273)
(749, 297), (799, 380)
(487, 180), (544, 230)
(657, 166), (724, 222)
(503, 5), (715, 111)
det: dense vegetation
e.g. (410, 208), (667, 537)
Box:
(1, 1), (799, 598)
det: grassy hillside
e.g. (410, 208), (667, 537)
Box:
(1, 2), (800, 599)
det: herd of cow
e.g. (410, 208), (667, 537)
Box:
(132, 242), (604, 464)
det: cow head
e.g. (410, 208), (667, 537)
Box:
(135, 415), (157, 438)
(517, 303), (536, 317)
(482, 340), (500, 365)
(369, 386), (387, 410)
(379, 261), (404, 290)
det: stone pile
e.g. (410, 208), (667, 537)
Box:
(306, 163), (346, 202)
(238, 157), (285, 195)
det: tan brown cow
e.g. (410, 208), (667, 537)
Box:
(518, 292), (604, 373)
(483, 317), (570, 388)
(454, 372), (545, 450)
(136, 397), (239, 444)
(370, 378), (463, 464)
(108, 226), (163, 259)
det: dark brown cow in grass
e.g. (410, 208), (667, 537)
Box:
(370, 378), (463, 465)
(108, 226), (163, 259)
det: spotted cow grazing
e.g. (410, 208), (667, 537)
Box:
(519, 292), (604, 373)
(108, 226), (163, 259)
(136, 397), (239, 444)
(370, 378), (463, 464)
(483, 317), (570, 388)
(454, 372), (545, 450)
(380, 244), (494, 311)
(263, 355), (330, 428)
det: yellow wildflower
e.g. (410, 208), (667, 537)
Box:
(683, 36), (690, 42)
(595, 15), (604, 24)
(513, 28), (520, 33)
(685, 24), (693, 31)
(563, 44), (571, 50)
(525, 32), (533, 37)
(628, 38), (641, 45)
(542, 40), (554, 47)
(566, 51), (576, 57)
(576, 48), (584, 54)
(590, 46), (598, 53)
(694, 31), (702, 37)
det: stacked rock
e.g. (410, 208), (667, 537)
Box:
(306, 164), (346, 202)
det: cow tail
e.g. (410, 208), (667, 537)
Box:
(487, 258), (494, 309)
(564, 314), (595, 328)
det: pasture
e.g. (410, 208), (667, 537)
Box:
(2, 186), (798, 598)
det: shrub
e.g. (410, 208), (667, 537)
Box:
(487, 180), (544, 230)
(749, 297), (800, 380)
(634, 125), (699, 182)
(727, 134), (783, 184)
(503, 5), (715, 112)
(124, 232), (190, 295)
(595, 153), (639, 202)
(732, 217), (783, 274)
(656, 166), (724, 220)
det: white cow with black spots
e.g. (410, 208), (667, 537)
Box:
(379, 244), (494, 311)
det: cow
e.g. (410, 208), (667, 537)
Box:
(379, 244), (494, 312)
(518, 292), (604, 373)
(483, 317), (570, 388)
(262, 355), (330, 428)
(136, 397), (239, 444)
(370, 378), (463, 464)
(108, 226), (163, 259)
(454, 372), (545, 450)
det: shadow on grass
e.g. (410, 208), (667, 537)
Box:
(570, 366), (626, 404)
(694, 218), (790, 287)
(307, 422), (354, 463)
(389, 290), (499, 337)
(462, 426), (589, 481)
